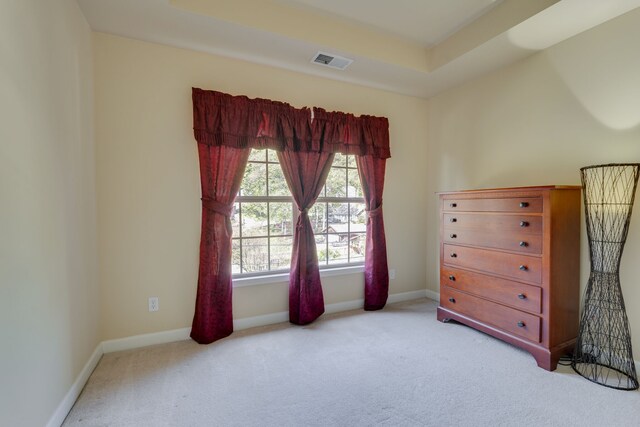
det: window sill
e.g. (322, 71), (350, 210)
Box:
(232, 264), (365, 288)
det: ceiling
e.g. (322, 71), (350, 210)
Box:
(77, 0), (640, 98)
(276, 0), (502, 47)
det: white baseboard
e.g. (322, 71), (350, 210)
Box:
(387, 289), (428, 304)
(325, 298), (365, 314)
(101, 289), (429, 354)
(234, 310), (289, 330)
(102, 327), (191, 353)
(424, 289), (439, 301)
(235, 290), (430, 330)
(46, 344), (103, 427)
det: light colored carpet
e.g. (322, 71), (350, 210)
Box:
(63, 299), (640, 426)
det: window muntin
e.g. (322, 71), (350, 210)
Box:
(232, 150), (365, 276)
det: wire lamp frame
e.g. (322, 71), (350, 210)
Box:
(571, 163), (640, 390)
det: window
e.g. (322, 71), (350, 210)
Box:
(231, 149), (366, 276)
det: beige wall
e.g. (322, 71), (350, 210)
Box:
(93, 33), (429, 340)
(427, 9), (640, 355)
(0, 1), (98, 426)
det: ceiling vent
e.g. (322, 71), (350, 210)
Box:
(311, 51), (353, 70)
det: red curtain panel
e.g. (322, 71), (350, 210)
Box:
(191, 88), (391, 343)
(356, 155), (389, 310)
(192, 89), (390, 158)
(191, 144), (250, 344)
(277, 150), (335, 324)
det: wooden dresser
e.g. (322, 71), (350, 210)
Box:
(437, 186), (581, 370)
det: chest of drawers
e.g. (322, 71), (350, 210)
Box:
(437, 186), (581, 370)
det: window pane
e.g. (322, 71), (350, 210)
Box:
(242, 202), (268, 236)
(327, 202), (349, 265)
(269, 203), (293, 236)
(267, 149), (279, 163)
(349, 233), (366, 263)
(325, 167), (347, 197)
(269, 236), (292, 270)
(332, 152), (346, 167)
(328, 203), (349, 231)
(241, 163), (267, 196)
(327, 234), (349, 265)
(347, 169), (363, 198)
(235, 149), (366, 275)
(241, 238), (269, 273)
(248, 149), (266, 162)
(309, 203), (327, 234)
(232, 239), (241, 274)
(316, 238), (328, 264)
(268, 164), (290, 196)
(350, 203), (367, 233)
(231, 202), (240, 236)
(347, 155), (356, 168)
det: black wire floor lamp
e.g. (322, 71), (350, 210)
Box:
(572, 163), (640, 390)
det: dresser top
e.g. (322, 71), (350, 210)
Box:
(437, 185), (581, 195)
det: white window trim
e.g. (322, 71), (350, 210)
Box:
(233, 264), (365, 288)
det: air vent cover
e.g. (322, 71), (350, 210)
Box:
(311, 51), (353, 70)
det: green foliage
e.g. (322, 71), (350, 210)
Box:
(318, 248), (342, 261)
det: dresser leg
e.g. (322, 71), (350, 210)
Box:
(538, 342), (575, 371)
(532, 350), (562, 371)
(437, 308), (452, 323)
(534, 354), (554, 371)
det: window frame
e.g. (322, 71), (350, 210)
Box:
(232, 149), (366, 279)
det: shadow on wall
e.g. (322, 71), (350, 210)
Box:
(506, 1), (640, 131)
(537, 9), (640, 131)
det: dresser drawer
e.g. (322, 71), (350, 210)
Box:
(443, 213), (542, 234)
(443, 197), (542, 213)
(440, 286), (541, 342)
(443, 228), (542, 254)
(443, 244), (542, 284)
(441, 267), (542, 314)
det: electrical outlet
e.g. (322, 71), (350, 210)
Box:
(389, 269), (396, 280)
(148, 297), (159, 312)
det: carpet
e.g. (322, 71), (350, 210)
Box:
(63, 299), (640, 426)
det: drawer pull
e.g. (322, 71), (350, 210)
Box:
(519, 265), (528, 271)
(520, 221), (529, 227)
(450, 218), (457, 223)
(517, 321), (526, 328)
(519, 202), (529, 208)
(448, 297), (456, 303)
(450, 203), (457, 208)
(448, 275), (455, 281)
(519, 241), (528, 247)
(517, 293), (527, 300)
(450, 253), (457, 258)
(450, 234), (457, 239)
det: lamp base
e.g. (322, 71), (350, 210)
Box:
(571, 360), (639, 390)
(573, 163), (640, 391)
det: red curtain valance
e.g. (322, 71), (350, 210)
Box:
(192, 88), (390, 159)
